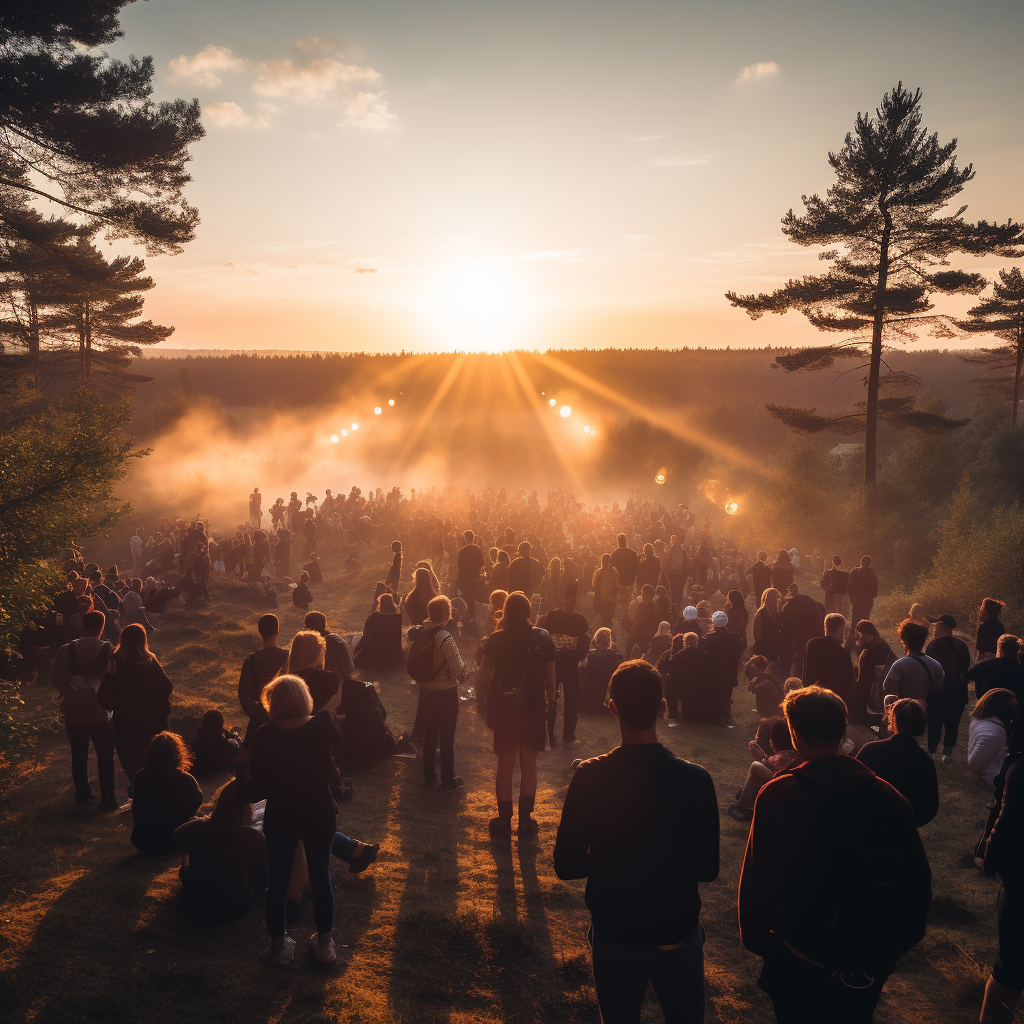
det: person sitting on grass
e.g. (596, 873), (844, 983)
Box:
(130, 732), (204, 855)
(745, 655), (784, 719)
(554, 660), (720, 1023)
(353, 592), (405, 674)
(191, 709), (241, 776)
(727, 717), (800, 821)
(292, 571), (313, 612)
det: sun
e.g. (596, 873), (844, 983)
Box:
(424, 262), (531, 352)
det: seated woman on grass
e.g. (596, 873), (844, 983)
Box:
(131, 732), (203, 855)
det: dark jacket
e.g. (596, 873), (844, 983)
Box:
(98, 657), (172, 745)
(857, 733), (939, 826)
(925, 635), (972, 706)
(970, 656), (1024, 704)
(985, 757), (1024, 887)
(803, 635), (854, 700)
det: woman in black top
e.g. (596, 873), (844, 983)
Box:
(98, 623), (173, 797)
(131, 732), (203, 854)
(405, 567), (439, 627)
(247, 675), (340, 965)
(286, 629), (339, 712)
(353, 593), (404, 674)
(475, 592), (556, 839)
(978, 598), (1008, 662)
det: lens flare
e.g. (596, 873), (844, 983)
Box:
(330, 434), (339, 443)
(725, 500), (739, 515)
(341, 429), (348, 437)
(549, 398), (556, 407)
(388, 399), (395, 406)
(583, 425), (591, 433)
(351, 423), (359, 431)
(560, 405), (571, 418)
(374, 406), (382, 415)
(655, 472), (666, 485)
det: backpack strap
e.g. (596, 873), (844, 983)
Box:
(67, 642), (80, 672)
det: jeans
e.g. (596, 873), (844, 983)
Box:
(759, 944), (888, 1024)
(265, 826), (335, 937)
(332, 833), (358, 861)
(65, 719), (116, 802)
(927, 694), (965, 753)
(547, 664), (581, 741)
(590, 923), (706, 1023)
(421, 685), (459, 783)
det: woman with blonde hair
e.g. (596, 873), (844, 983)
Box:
(286, 629), (339, 712)
(246, 674), (341, 965)
(98, 623), (173, 797)
(544, 557), (565, 611)
(752, 588), (782, 677)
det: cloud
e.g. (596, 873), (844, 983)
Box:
(631, 134), (668, 143)
(204, 101), (268, 129)
(737, 61), (780, 83)
(168, 45), (245, 88)
(338, 91), (399, 132)
(649, 156), (712, 168)
(253, 58), (381, 101)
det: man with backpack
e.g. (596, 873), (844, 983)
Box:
(739, 685), (931, 1023)
(883, 619), (944, 704)
(50, 609), (117, 808)
(237, 614), (289, 748)
(406, 595), (465, 791)
(925, 614), (972, 763)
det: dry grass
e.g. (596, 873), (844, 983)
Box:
(0, 549), (1005, 1023)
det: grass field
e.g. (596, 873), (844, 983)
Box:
(0, 546), (1004, 1023)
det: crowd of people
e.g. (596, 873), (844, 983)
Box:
(33, 483), (1024, 1023)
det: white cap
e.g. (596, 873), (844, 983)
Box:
(711, 610), (729, 626)
(683, 605), (698, 620)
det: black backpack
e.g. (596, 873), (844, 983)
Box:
(773, 769), (929, 974)
(406, 626), (445, 683)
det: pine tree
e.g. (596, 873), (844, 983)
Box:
(958, 268), (1024, 425)
(726, 83), (1024, 486)
(0, 2), (203, 253)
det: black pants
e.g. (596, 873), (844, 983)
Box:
(995, 884), (1024, 990)
(590, 923), (706, 1024)
(421, 685), (459, 783)
(927, 695), (965, 753)
(759, 945), (888, 1024)
(265, 825), (334, 938)
(65, 719), (116, 802)
(548, 665), (581, 741)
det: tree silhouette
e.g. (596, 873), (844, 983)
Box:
(958, 268), (1024, 425)
(726, 83), (1024, 486)
(0, 1), (204, 253)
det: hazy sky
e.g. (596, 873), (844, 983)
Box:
(109, 0), (1024, 352)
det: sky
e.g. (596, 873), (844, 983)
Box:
(107, 0), (1024, 353)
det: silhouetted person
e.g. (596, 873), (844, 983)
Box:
(845, 555), (878, 651)
(925, 613), (972, 760)
(802, 613), (854, 701)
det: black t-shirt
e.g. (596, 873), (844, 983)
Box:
(554, 744), (719, 944)
(297, 667), (340, 713)
(173, 818), (266, 911)
(970, 657), (1024, 704)
(538, 609), (591, 667)
(131, 767), (204, 854)
(857, 734), (939, 827)
(482, 626), (556, 714)
(977, 619), (1006, 656)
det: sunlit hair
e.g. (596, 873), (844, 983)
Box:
(501, 591), (533, 630)
(594, 627), (612, 648)
(262, 674), (314, 719)
(210, 778), (253, 827)
(145, 731), (192, 773)
(643, 543), (655, 557)
(303, 611), (328, 632)
(258, 613), (280, 639)
(600, 552), (611, 568)
(549, 556), (561, 572)
(824, 612), (846, 637)
(898, 618), (929, 652)
(758, 588), (781, 615)
(489, 589), (507, 612)
(972, 687), (1017, 721)
(744, 655), (769, 679)
(287, 630), (326, 673)
(376, 592), (398, 614)
(114, 623), (153, 663)
(682, 632), (699, 649)
(428, 594), (452, 624)
(497, 549), (510, 567)
(775, 549), (790, 562)
(783, 685), (847, 747)
(887, 697), (927, 736)
(998, 634), (1022, 661)
(670, 632), (688, 654)
(727, 590), (744, 610)
(981, 597), (1006, 622)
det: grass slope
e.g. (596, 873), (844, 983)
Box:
(0, 548), (1002, 1023)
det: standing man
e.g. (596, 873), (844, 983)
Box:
(845, 555), (878, 651)
(539, 581), (591, 748)
(237, 614), (289, 748)
(554, 660), (719, 1023)
(609, 532), (640, 601)
(882, 619), (944, 704)
(130, 528), (144, 578)
(777, 584), (822, 678)
(745, 551), (773, 606)
(249, 487), (262, 528)
(924, 614), (972, 763)
(701, 610), (746, 727)
(456, 529), (486, 628)
(820, 555), (850, 621)
(739, 686), (931, 1023)
(802, 613), (855, 702)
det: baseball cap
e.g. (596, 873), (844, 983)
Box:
(933, 613), (957, 629)
(711, 610), (729, 626)
(682, 605), (698, 620)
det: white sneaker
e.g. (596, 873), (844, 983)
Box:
(269, 935), (296, 965)
(309, 935), (337, 965)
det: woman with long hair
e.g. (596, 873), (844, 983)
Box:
(130, 731), (203, 854)
(353, 592), (404, 673)
(969, 688), (1017, 786)
(726, 590), (749, 643)
(287, 630), (340, 712)
(98, 623), (173, 797)
(475, 592), (556, 839)
(247, 675), (342, 965)
(405, 566), (440, 627)
(489, 549), (511, 595)
(752, 588), (782, 678)
(544, 557), (565, 611)
(770, 549), (794, 595)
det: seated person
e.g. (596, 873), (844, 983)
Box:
(727, 717), (799, 820)
(353, 593), (404, 674)
(191, 709), (241, 776)
(292, 571), (313, 611)
(173, 779), (267, 917)
(131, 732), (204, 854)
(146, 584), (182, 614)
(857, 698), (939, 826)
(303, 553), (323, 585)
(745, 655), (784, 719)
(286, 629), (340, 713)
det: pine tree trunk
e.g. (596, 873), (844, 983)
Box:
(84, 300), (92, 386)
(865, 215), (892, 487)
(1013, 322), (1023, 427)
(28, 298), (40, 398)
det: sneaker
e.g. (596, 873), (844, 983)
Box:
(517, 816), (539, 837)
(350, 842), (380, 875)
(727, 803), (753, 822)
(309, 935), (337, 965)
(488, 816), (512, 840)
(440, 777), (465, 791)
(269, 935), (296, 965)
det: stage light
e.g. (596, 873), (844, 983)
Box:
(351, 423), (359, 431)
(330, 434), (339, 444)
(655, 472), (666, 485)
(560, 405), (571, 418)
(388, 399), (395, 406)
(725, 500), (739, 515)
(549, 398), (557, 407)
(374, 406), (382, 415)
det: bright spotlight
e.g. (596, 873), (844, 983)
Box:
(655, 473), (666, 485)
(549, 398), (557, 407)
(388, 399), (395, 406)
(374, 406), (382, 415)
(330, 434), (339, 444)
(341, 429), (348, 437)
(725, 500), (739, 515)
(560, 405), (571, 418)
(351, 423), (359, 431)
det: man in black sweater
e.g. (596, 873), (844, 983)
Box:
(924, 613), (972, 760)
(857, 698), (939, 826)
(538, 581), (591, 747)
(554, 660), (719, 1022)
(803, 613), (854, 701)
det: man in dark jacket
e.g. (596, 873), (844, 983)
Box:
(555, 660), (719, 1024)
(970, 634), (1024, 704)
(237, 614), (289, 747)
(539, 582), (591, 746)
(803, 613), (855, 702)
(778, 584), (823, 677)
(609, 533), (639, 592)
(845, 555), (879, 651)
(455, 530), (486, 626)
(700, 611), (746, 726)
(668, 632), (719, 722)
(924, 614), (972, 761)
(507, 541), (542, 597)
(739, 686), (931, 1023)
(745, 551), (774, 605)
